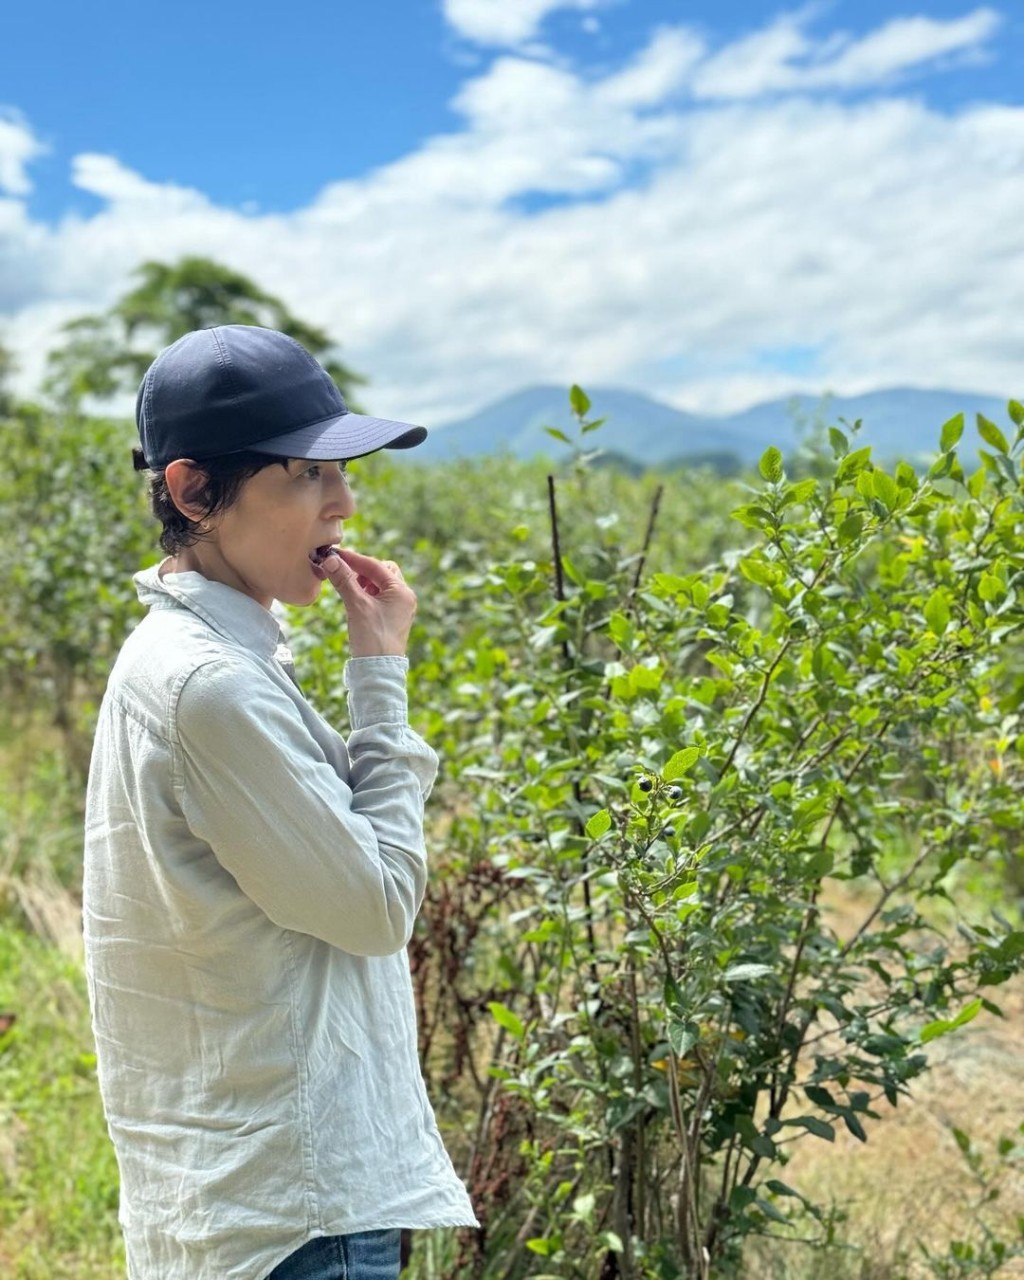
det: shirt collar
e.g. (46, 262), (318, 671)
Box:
(134, 562), (283, 658)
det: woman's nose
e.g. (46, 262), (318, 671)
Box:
(327, 467), (356, 518)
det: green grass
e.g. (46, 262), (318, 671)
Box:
(0, 927), (123, 1279)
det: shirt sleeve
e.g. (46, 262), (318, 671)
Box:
(175, 653), (437, 956)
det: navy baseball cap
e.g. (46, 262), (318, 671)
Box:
(134, 324), (426, 470)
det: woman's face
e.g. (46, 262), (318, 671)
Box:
(191, 459), (356, 609)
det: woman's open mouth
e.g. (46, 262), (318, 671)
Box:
(308, 544), (339, 568)
(308, 542), (340, 578)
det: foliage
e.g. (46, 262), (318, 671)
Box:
(2, 269), (1023, 1277)
(299, 396), (1024, 1278)
(0, 400), (153, 771)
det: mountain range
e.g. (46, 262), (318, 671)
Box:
(417, 385), (1013, 470)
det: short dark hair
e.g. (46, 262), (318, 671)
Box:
(136, 450), (288, 554)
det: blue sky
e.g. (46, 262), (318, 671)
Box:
(1, 1), (1022, 422)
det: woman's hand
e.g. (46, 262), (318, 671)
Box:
(320, 547), (417, 657)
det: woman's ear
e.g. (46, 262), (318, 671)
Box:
(164, 459), (210, 524)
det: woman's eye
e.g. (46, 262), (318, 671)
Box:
(304, 465), (321, 479)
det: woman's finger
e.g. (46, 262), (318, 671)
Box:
(334, 547), (404, 590)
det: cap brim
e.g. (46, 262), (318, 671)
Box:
(253, 411), (427, 461)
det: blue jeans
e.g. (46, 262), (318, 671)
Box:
(266, 1229), (402, 1280)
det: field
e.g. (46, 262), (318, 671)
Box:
(2, 394), (1023, 1278)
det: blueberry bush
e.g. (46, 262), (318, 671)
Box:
(298, 397), (1024, 1278)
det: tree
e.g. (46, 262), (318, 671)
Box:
(44, 256), (364, 408)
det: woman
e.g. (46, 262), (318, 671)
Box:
(83, 325), (476, 1280)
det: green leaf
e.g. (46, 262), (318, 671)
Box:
(630, 665), (662, 692)
(895, 460), (918, 491)
(723, 962), (773, 982)
(569, 384), (591, 418)
(663, 747), (699, 781)
(739, 557), (778, 587)
(667, 1018), (700, 1057)
(1008, 399), (1024, 427)
(759, 446), (784, 483)
(828, 427), (849, 458)
(561, 555), (586, 586)
(977, 414), (1009, 455)
(783, 478), (817, 506)
(919, 997), (983, 1044)
(940, 413), (964, 451)
(487, 1001), (526, 1041)
(872, 471), (899, 512)
(731, 503), (774, 530)
(837, 513), (864, 545)
(856, 471), (876, 502)
(786, 1115), (836, 1141)
(608, 611), (634, 649)
(756, 1197), (788, 1223)
(544, 427), (571, 444)
(836, 446), (873, 482)
(978, 573), (1005, 604)
(730, 1185), (756, 1211)
(843, 1112), (868, 1142)
(585, 808), (612, 839)
(923, 588), (951, 636)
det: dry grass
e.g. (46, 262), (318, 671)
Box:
(1, 864), (84, 963)
(747, 881), (1024, 1280)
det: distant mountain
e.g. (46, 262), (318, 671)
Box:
(417, 385), (1011, 469)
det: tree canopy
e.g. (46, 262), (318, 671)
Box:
(44, 256), (364, 408)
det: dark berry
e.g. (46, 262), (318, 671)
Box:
(666, 786), (683, 802)
(662, 826), (676, 839)
(638, 777), (653, 792)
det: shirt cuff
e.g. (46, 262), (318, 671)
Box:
(343, 656), (410, 728)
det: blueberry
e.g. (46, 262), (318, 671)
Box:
(637, 777), (653, 793)
(666, 786), (683, 802)
(662, 826), (676, 840)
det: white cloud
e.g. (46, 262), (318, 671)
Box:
(0, 112), (45, 196)
(0, 10), (1021, 425)
(443, 0), (606, 48)
(814, 9), (1000, 86)
(598, 28), (704, 108)
(72, 154), (207, 209)
(694, 6), (1001, 99)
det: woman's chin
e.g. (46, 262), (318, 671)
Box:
(278, 578), (325, 608)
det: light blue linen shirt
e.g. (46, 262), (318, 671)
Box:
(83, 564), (476, 1280)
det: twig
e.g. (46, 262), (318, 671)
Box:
(626, 483), (665, 614)
(547, 474), (571, 663)
(546, 472), (599, 987)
